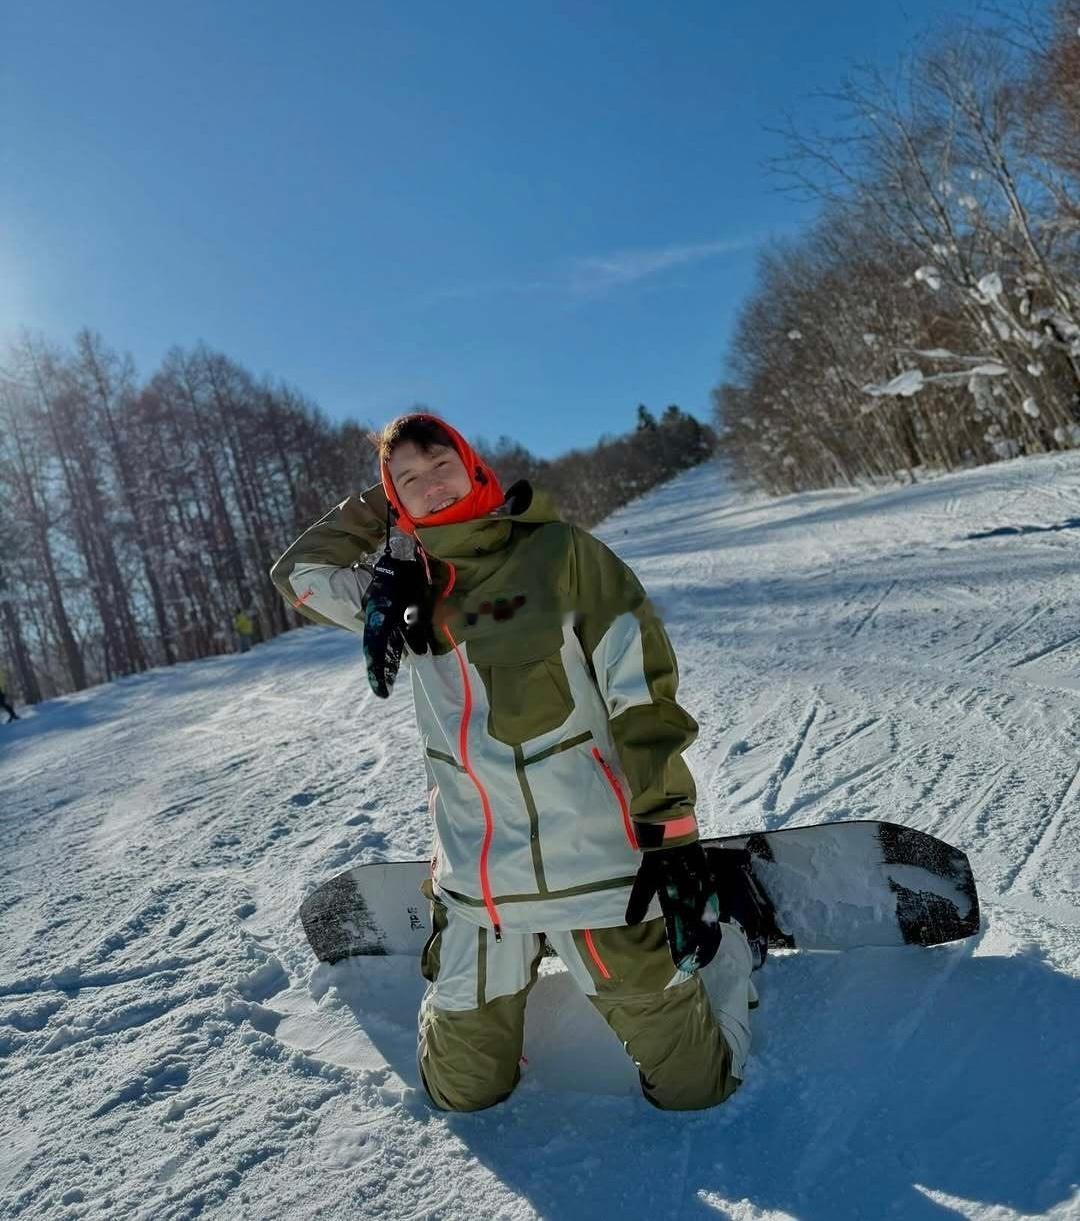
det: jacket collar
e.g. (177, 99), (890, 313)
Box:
(359, 480), (560, 577)
(420, 481), (560, 580)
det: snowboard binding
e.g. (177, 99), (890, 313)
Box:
(710, 847), (774, 970)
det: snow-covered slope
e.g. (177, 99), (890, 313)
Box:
(2, 454), (1079, 1220)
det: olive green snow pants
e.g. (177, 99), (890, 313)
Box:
(417, 889), (750, 1112)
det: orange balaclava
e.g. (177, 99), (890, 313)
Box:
(380, 413), (505, 536)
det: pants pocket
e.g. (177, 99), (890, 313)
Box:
(564, 918), (677, 995)
(420, 891), (449, 985)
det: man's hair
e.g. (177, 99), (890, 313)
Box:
(375, 415), (456, 464)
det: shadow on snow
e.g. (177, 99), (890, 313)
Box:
(323, 929), (1078, 1220)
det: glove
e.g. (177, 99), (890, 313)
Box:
(625, 841), (722, 974)
(361, 551), (432, 698)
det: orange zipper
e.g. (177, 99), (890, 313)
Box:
(583, 928), (612, 980)
(436, 558), (502, 939)
(592, 748), (638, 850)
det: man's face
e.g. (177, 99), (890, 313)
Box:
(387, 441), (472, 520)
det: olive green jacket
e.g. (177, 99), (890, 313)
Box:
(270, 482), (700, 933)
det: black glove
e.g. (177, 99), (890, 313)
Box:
(361, 552), (432, 699)
(625, 841), (722, 974)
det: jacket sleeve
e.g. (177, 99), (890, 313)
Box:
(269, 484), (391, 636)
(570, 526), (699, 851)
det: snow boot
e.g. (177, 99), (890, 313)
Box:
(704, 920), (754, 1079)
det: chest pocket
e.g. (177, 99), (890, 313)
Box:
(466, 618), (573, 747)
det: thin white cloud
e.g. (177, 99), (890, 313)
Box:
(419, 236), (756, 308)
(564, 238), (752, 295)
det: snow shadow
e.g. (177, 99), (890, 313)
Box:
(967, 516), (1080, 539)
(323, 937), (1078, 1219)
(685, 942), (1080, 1221)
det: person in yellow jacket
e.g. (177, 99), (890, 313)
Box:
(0, 668), (17, 723)
(233, 607), (256, 653)
(270, 413), (765, 1112)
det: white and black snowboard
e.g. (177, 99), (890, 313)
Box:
(299, 819), (980, 964)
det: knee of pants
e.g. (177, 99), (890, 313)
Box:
(639, 1045), (741, 1112)
(599, 977), (742, 1112)
(638, 1007), (741, 1111)
(418, 1050), (520, 1113)
(417, 996), (525, 1113)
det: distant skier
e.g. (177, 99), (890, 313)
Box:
(233, 607), (256, 653)
(271, 413), (765, 1112)
(0, 668), (17, 723)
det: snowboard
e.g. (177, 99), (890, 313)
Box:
(300, 820), (980, 964)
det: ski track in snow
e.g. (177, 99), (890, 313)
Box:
(3, 453), (1080, 1219)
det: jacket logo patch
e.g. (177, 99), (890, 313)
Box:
(465, 594), (526, 626)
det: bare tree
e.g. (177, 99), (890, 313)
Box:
(720, 13), (1080, 493)
(0, 373), (87, 690)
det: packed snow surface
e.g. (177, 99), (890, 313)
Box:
(3, 453), (1080, 1220)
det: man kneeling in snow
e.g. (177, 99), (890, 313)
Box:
(271, 413), (763, 1111)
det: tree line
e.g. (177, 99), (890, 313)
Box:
(713, 1), (1080, 494)
(0, 332), (713, 705)
(477, 403), (714, 528)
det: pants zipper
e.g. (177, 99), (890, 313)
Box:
(583, 928), (612, 980)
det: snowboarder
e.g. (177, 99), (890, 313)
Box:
(270, 413), (763, 1112)
(0, 668), (17, 723)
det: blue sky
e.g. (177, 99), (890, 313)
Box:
(2, 0), (975, 457)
